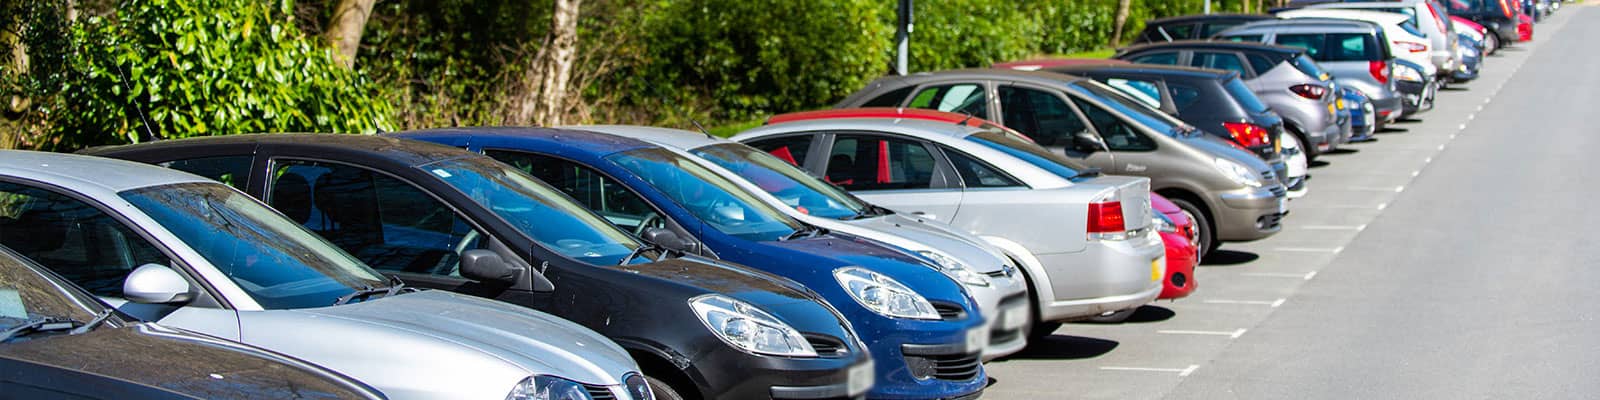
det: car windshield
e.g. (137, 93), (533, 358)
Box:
(0, 249), (101, 335)
(1223, 77), (1270, 113)
(609, 148), (804, 241)
(421, 157), (641, 266)
(1070, 80), (1192, 136)
(965, 129), (1092, 181)
(120, 183), (386, 309)
(690, 143), (870, 220)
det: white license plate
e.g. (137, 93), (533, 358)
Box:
(1277, 197), (1289, 213)
(1001, 305), (1028, 330)
(965, 325), (988, 352)
(846, 360), (874, 396)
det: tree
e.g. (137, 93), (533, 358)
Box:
(1110, 0), (1132, 47)
(506, 0), (581, 126)
(324, 0), (376, 69)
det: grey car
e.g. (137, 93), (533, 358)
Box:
(1305, 0), (1460, 77)
(1216, 18), (1405, 128)
(833, 69), (1288, 258)
(576, 124), (1032, 360)
(736, 111), (1166, 338)
(1114, 40), (1344, 161)
(0, 150), (648, 400)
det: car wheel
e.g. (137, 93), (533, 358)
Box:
(645, 375), (688, 400)
(1169, 197), (1215, 261)
(1486, 34), (1500, 55)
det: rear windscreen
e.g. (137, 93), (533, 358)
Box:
(1277, 33), (1383, 62)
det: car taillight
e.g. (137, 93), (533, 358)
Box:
(1499, 0), (1515, 18)
(1288, 84), (1327, 100)
(1393, 40), (1429, 53)
(1223, 122), (1271, 149)
(1087, 192), (1127, 240)
(1369, 60), (1390, 84)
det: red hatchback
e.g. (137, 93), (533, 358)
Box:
(1152, 193), (1198, 299)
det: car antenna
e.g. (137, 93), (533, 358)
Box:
(957, 112), (975, 126)
(113, 63), (162, 142)
(687, 116), (715, 139)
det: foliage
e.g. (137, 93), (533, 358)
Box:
(0, 0), (74, 149)
(906, 0), (1041, 71)
(36, 0), (391, 151)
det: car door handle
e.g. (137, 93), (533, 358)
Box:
(910, 211), (938, 220)
(1125, 163), (1148, 172)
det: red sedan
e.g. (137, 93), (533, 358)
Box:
(1152, 193), (1199, 299)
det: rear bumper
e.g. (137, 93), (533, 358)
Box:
(1033, 233), (1165, 322)
(1213, 186), (1287, 242)
(1157, 231), (1198, 300)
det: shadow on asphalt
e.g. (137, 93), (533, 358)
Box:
(1003, 334), (1120, 361)
(1440, 86), (1471, 92)
(1379, 126), (1410, 133)
(1324, 148), (1359, 155)
(1308, 160), (1331, 168)
(1201, 249), (1259, 266)
(1073, 305), (1177, 325)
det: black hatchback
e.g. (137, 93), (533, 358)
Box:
(84, 134), (875, 400)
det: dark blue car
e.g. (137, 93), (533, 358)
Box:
(394, 128), (989, 400)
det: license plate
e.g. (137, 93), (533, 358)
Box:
(846, 360), (874, 396)
(1277, 197), (1289, 213)
(1150, 257), (1164, 282)
(965, 325), (988, 353)
(1001, 305), (1028, 330)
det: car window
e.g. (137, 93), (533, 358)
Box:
(123, 182), (386, 309)
(746, 135), (813, 167)
(0, 248), (100, 332)
(1399, 21), (1427, 38)
(996, 85), (1093, 148)
(1128, 52), (1179, 65)
(1071, 80), (1189, 138)
(1221, 34), (1264, 43)
(1246, 54), (1277, 76)
(161, 156), (252, 191)
(1167, 82), (1203, 111)
(691, 143), (869, 220)
(489, 150), (663, 236)
(608, 148), (804, 242)
(1223, 77), (1271, 113)
(1201, 22), (1245, 38)
(1275, 34), (1326, 59)
(1071, 97), (1157, 151)
(907, 84), (988, 120)
(1191, 52), (1248, 75)
(1103, 78), (1164, 109)
(825, 135), (937, 191)
(1290, 54), (1330, 80)
(964, 130), (1091, 181)
(0, 182), (169, 298)
(268, 160), (483, 277)
(1164, 23), (1196, 39)
(860, 86), (914, 107)
(942, 148), (1022, 188)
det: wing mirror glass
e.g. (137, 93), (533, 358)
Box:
(123, 264), (194, 304)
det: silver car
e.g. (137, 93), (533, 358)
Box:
(1216, 18), (1406, 128)
(1306, 0), (1460, 77)
(0, 150), (647, 400)
(577, 124), (1032, 360)
(735, 115), (1166, 337)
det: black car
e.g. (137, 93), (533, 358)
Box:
(1042, 63), (1302, 193)
(1449, 0), (1522, 49)
(83, 135), (875, 400)
(1133, 14), (1276, 43)
(0, 245), (385, 400)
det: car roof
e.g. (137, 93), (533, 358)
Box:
(1276, 8), (1413, 24)
(1043, 63), (1236, 80)
(0, 150), (212, 193)
(1117, 39), (1308, 56)
(82, 133), (474, 168)
(1225, 17), (1380, 33)
(400, 126), (658, 157)
(993, 58), (1129, 70)
(768, 107), (997, 128)
(745, 114), (988, 141)
(563, 125), (727, 151)
(1145, 13), (1276, 26)
(877, 68), (1089, 86)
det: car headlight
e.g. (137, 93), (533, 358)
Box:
(834, 266), (941, 320)
(915, 250), (990, 287)
(507, 375), (594, 400)
(622, 373), (654, 400)
(1212, 157), (1262, 188)
(1153, 213), (1177, 234)
(689, 294), (817, 357)
(1396, 65), (1424, 83)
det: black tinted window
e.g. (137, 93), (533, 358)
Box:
(943, 149), (1021, 188)
(1191, 52), (1247, 75)
(1223, 77), (1270, 114)
(490, 151), (661, 235)
(0, 182), (168, 298)
(1129, 52), (1179, 65)
(1072, 97), (1157, 152)
(1168, 83), (1203, 111)
(861, 86), (914, 107)
(1246, 54), (1277, 75)
(1222, 34), (1264, 43)
(997, 85), (1092, 147)
(161, 156), (252, 190)
(1275, 34), (1326, 59)
(746, 135), (813, 167)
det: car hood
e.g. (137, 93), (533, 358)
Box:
(759, 234), (972, 307)
(830, 213), (1009, 274)
(617, 255), (831, 310)
(1180, 133), (1275, 173)
(292, 289), (633, 386)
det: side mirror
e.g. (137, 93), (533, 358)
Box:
(123, 264), (194, 304)
(461, 249), (553, 292)
(641, 227), (700, 254)
(1073, 131), (1106, 153)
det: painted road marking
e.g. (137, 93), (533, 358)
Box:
(1273, 246), (1343, 253)
(1158, 329), (1248, 339)
(1242, 271), (1317, 280)
(1204, 298), (1287, 308)
(1298, 224), (1365, 231)
(1099, 365), (1201, 377)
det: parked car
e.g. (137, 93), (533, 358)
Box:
(1, 149), (645, 400)
(1447, 0), (1524, 50)
(0, 244), (386, 400)
(1340, 85), (1378, 142)
(1393, 57), (1438, 117)
(563, 125), (1032, 361)
(1305, 0), (1460, 77)
(1216, 16), (1405, 128)
(1450, 25), (1485, 83)
(1517, 13), (1534, 41)
(1150, 194), (1198, 300)
(1273, 8), (1443, 88)
(392, 128), (986, 400)
(1113, 40), (1343, 161)
(737, 108), (1172, 337)
(835, 71), (1289, 258)
(1033, 62), (1306, 196)
(1133, 13), (1276, 43)
(1451, 15), (1495, 53)
(81, 137), (871, 400)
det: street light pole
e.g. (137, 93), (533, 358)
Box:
(896, 0), (912, 75)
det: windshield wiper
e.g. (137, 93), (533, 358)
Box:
(843, 205), (894, 220)
(69, 309), (115, 335)
(0, 317), (79, 343)
(333, 276), (410, 306)
(617, 242), (667, 265)
(779, 224), (827, 241)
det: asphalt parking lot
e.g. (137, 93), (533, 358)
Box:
(984, 5), (1593, 399)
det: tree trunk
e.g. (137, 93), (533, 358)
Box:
(323, 0), (376, 69)
(1111, 0), (1133, 47)
(508, 0), (581, 126)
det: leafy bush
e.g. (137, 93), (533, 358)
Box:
(906, 0), (1041, 70)
(39, 0), (391, 151)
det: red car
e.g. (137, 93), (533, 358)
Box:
(1152, 193), (1198, 300)
(1517, 14), (1534, 42)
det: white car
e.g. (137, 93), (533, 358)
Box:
(0, 150), (648, 400)
(1304, 0), (1459, 77)
(576, 125), (1033, 360)
(1276, 8), (1442, 79)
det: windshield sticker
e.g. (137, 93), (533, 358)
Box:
(0, 289), (26, 319)
(431, 169), (454, 178)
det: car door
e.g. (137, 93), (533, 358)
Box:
(814, 132), (963, 222)
(0, 178), (242, 339)
(992, 83), (1116, 166)
(1068, 93), (1162, 175)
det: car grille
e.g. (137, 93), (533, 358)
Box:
(932, 302), (966, 321)
(1269, 185), (1288, 198)
(1257, 212), (1285, 230)
(804, 334), (849, 357)
(906, 352), (983, 381)
(1260, 169), (1278, 182)
(582, 383), (616, 400)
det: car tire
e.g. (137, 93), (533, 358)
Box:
(1485, 34), (1500, 55)
(645, 375), (688, 400)
(1168, 197), (1215, 261)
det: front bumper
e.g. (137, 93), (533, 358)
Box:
(1212, 185), (1287, 242)
(966, 273), (1029, 361)
(1370, 95), (1403, 127)
(858, 316), (987, 399)
(1033, 232), (1165, 322)
(687, 336), (874, 400)
(1398, 79), (1437, 117)
(1157, 230), (1198, 300)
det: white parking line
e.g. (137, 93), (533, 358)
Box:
(1298, 224), (1365, 231)
(1203, 298), (1287, 308)
(1157, 329), (1248, 339)
(1241, 271), (1317, 280)
(1099, 365), (1201, 377)
(1336, 186), (1404, 192)
(1273, 246), (1343, 253)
